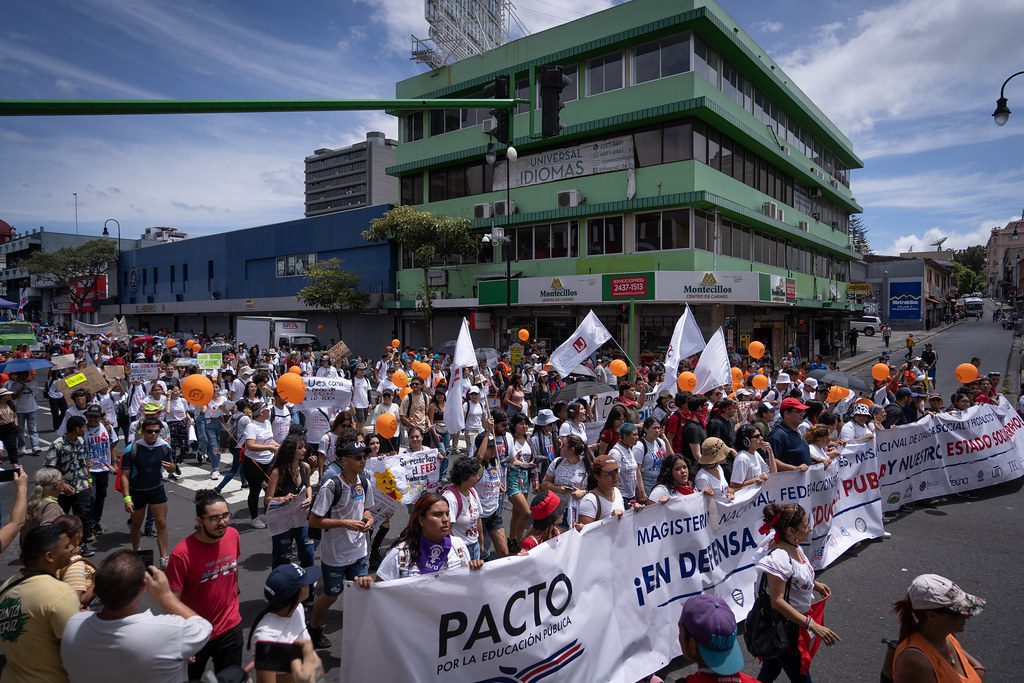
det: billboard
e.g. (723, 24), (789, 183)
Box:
(889, 281), (922, 320)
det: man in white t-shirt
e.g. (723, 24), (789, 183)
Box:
(270, 393), (295, 445)
(350, 363), (372, 430)
(61, 550), (212, 683)
(306, 442), (374, 651)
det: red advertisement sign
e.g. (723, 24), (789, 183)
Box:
(608, 276), (647, 299)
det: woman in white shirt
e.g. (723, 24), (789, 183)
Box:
(729, 424), (777, 490)
(609, 423), (647, 504)
(693, 437), (734, 501)
(541, 434), (590, 527)
(557, 402), (588, 446)
(202, 393), (231, 479)
(248, 563), (319, 681)
(441, 457), (484, 560)
(243, 402), (279, 529)
(635, 418), (671, 496)
(357, 492), (484, 584)
(577, 454), (629, 525)
(458, 386), (487, 451)
(649, 454), (714, 502)
(804, 424), (838, 468)
(163, 385), (193, 467)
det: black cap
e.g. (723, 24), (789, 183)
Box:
(84, 405), (104, 417)
(340, 442), (371, 458)
(894, 387), (913, 400)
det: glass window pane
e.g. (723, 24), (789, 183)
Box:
(743, 147), (755, 186)
(447, 166), (466, 198)
(633, 41), (660, 84)
(429, 169), (447, 201)
(445, 109), (460, 133)
(550, 223), (568, 258)
(534, 224), (550, 259)
(663, 122), (692, 162)
(708, 129), (721, 172)
(605, 216), (623, 254)
(605, 53), (623, 91)
(732, 144), (745, 183)
(694, 211), (710, 251)
(586, 57), (605, 95)
(661, 34), (689, 76)
(466, 164), (484, 196)
(516, 77), (530, 115)
(720, 135), (732, 178)
(587, 218), (604, 255)
(560, 64), (579, 104)
(516, 227), (533, 260)
(429, 109), (444, 137)
(663, 209), (689, 250)
(570, 222), (579, 257)
(636, 212), (661, 252)
(693, 121), (707, 164)
(635, 128), (662, 167)
(718, 219), (731, 255)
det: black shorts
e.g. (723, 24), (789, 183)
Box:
(131, 485), (168, 508)
(481, 508), (503, 533)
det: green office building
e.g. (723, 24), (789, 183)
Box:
(387, 0), (862, 362)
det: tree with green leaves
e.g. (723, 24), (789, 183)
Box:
(362, 205), (477, 344)
(849, 215), (872, 254)
(951, 261), (985, 297)
(953, 245), (985, 274)
(21, 238), (118, 320)
(295, 257), (369, 338)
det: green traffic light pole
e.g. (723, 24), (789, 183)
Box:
(0, 98), (519, 117)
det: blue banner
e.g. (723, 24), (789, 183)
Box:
(889, 281), (921, 320)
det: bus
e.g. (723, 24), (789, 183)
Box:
(964, 297), (984, 319)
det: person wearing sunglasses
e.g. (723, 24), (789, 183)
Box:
(730, 424), (777, 491)
(577, 454), (633, 526)
(120, 417), (177, 568)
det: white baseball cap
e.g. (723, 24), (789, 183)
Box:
(907, 574), (984, 616)
(468, 385), (481, 394)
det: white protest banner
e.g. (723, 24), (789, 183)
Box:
(301, 407), (333, 448)
(130, 363), (160, 383)
(394, 448), (442, 503)
(265, 493), (310, 537)
(592, 390), (655, 424)
(658, 305), (705, 397)
(877, 399), (1024, 511)
(197, 353), (222, 370)
(341, 450), (883, 682)
(51, 354), (76, 370)
(692, 327), (731, 395)
(301, 376), (352, 410)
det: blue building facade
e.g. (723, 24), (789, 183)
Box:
(101, 206), (397, 353)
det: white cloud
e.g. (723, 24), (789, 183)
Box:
(855, 116), (1024, 159)
(878, 215), (1016, 255)
(777, 0), (1024, 134)
(855, 169), (1024, 212)
(756, 20), (784, 33)
(0, 41), (164, 98)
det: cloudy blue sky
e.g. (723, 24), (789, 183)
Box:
(2, 0), (1023, 254)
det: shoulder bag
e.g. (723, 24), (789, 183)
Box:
(743, 571), (793, 659)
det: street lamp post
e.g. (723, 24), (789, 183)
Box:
(485, 142), (517, 348)
(101, 218), (121, 318)
(993, 70), (1024, 126)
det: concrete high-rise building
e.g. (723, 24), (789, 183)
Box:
(304, 132), (399, 217)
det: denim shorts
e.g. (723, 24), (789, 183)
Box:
(322, 555), (369, 596)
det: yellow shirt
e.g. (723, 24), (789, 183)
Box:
(0, 573), (80, 683)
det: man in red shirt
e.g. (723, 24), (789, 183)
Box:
(166, 490), (242, 680)
(679, 593), (758, 682)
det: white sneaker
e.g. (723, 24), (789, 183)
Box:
(250, 516), (267, 529)
(210, 471), (220, 480)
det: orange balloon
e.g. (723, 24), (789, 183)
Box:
(518, 329), (530, 342)
(955, 363), (979, 384)
(375, 412), (398, 439)
(0, 373), (7, 383)
(399, 386), (412, 399)
(415, 362), (431, 380)
(288, 365), (302, 374)
(610, 359), (629, 377)
(181, 374), (214, 407)
(316, 324), (325, 332)
(165, 338), (176, 348)
(186, 339), (196, 348)
(391, 371), (408, 388)
(730, 366), (743, 380)
(677, 371), (697, 391)
(748, 341), (765, 359)
(751, 374), (769, 391)
(391, 339), (401, 349)
(191, 344), (202, 353)
(871, 363), (890, 382)
(276, 373), (306, 404)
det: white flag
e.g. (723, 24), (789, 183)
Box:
(692, 327), (731, 395)
(444, 318), (476, 432)
(549, 310), (612, 378)
(658, 304), (705, 396)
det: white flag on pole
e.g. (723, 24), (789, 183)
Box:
(444, 318), (476, 432)
(549, 310), (612, 378)
(692, 327), (731, 395)
(658, 304), (706, 396)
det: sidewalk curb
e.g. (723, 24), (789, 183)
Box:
(839, 321), (967, 375)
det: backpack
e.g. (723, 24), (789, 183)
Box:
(442, 485), (479, 518)
(307, 472), (370, 541)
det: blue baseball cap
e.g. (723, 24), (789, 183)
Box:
(680, 594), (744, 675)
(264, 563), (322, 605)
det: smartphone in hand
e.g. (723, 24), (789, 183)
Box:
(254, 641), (303, 673)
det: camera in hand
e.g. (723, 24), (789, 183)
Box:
(0, 469), (16, 482)
(134, 549), (155, 567)
(254, 641), (303, 673)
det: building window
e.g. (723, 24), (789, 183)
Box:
(694, 210), (714, 252)
(515, 227), (533, 261)
(586, 216), (623, 255)
(402, 113), (423, 142)
(207, 260), (214, 280)
(429, 109), (461, 136)
(585, 52), (623, 96)
(276, 253), (316, 278)
(634, 127), (662, 167)
(635, 211), (689, 252)
(663, 121), (693, 162)
(550, 222), (576, 258)
(632, 33), (690, 85)
(401, 175), (424, 205)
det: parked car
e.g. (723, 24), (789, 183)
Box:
(849, 315), (882, 336)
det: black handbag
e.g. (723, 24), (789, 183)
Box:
(743, 572), (792, 659)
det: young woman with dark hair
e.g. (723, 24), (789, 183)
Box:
(264, 435), (314, 569)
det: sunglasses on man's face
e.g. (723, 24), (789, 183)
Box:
(143, 429), (161, 435)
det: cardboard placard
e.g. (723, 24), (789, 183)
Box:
(58, 365), (109, 401)
(103, 366), (126, 382)
(197, 353), (222, 370)
(130, 363), (161, 382)
(51, 354), (77, 370)
(326, 341), (350, 365)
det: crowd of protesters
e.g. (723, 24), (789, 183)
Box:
(0, 323), (1001, 682)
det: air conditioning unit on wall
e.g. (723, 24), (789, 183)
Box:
(494, 199), (516, 216)
(798, 220), (809, 231)
(481, 118), (497, 135)
(474, 203), (493, 219)
(557, 189), (581, 208)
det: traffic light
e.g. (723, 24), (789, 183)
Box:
(483, 74), (511, 144)
(616, 303), (630, 325)
(540, 65), (571, 137)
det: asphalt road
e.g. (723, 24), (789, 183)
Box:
(2, 305), (1020, 681)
